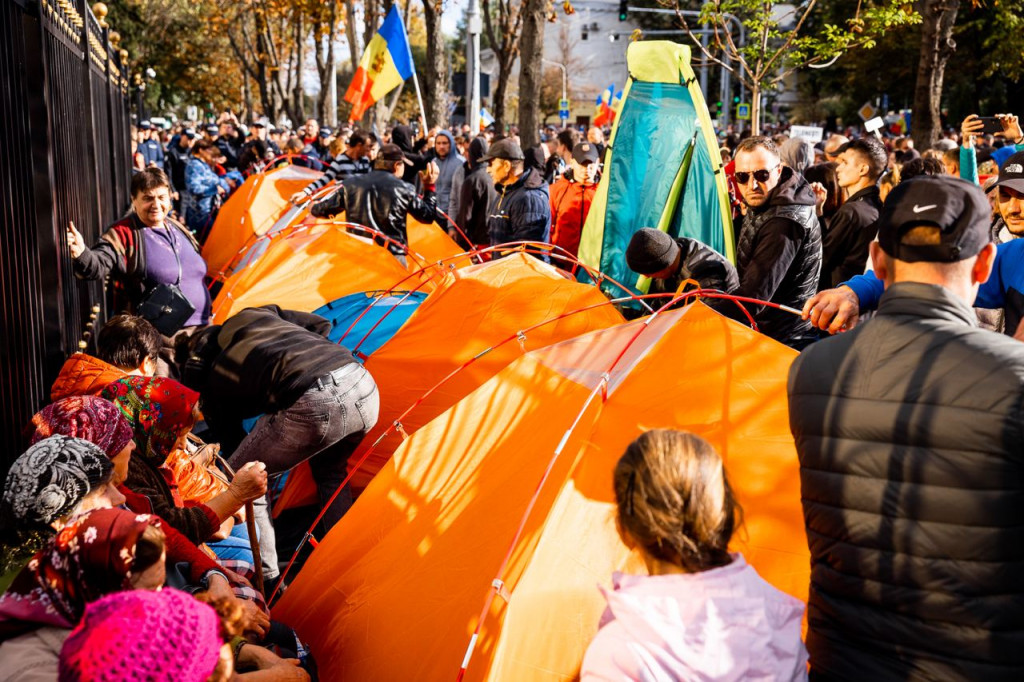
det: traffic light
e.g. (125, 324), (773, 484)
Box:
(733, 95), (740, 104)
(716, 100), (723, 110)
(618, 0), (628, 21)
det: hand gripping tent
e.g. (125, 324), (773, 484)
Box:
(274, 302), (808, 681)
(578, 41), (735, 294)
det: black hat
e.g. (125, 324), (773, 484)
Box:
(572, 142), (600, 164)
(320, 127), (332, 137)
(205, 124), (218, 135)
(139, 119), (151, 129)
(479, 138), (525, 163)
(993, 151), (1024, 194)
(379, 143), (412, 165)
(877, 176), (991, 263)
(625, 228), (681, 275)
(183, 128), (197, 139)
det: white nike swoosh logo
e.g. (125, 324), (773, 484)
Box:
(913, 204), (937, 213)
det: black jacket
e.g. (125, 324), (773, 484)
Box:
(487, 167), (551, 247)
(647, 238), (750, 322)
(391, 125), (429, 184)
(182, 305), (356, 453)
(455, 138), (497, 247)
(309, 169), (437, 252)
(735, 166), (821, 348)
(789, 282), (1024, 682)
(820, 184), (882, 290)
(165, 140), (192, 193)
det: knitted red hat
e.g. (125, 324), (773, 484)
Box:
(58, 588), (223, 682)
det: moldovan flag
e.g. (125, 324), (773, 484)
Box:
(345, 6), (415, 121)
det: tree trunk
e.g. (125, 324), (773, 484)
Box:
(750, 81), (760, 136)
(912, 0), (960, 150)
(421, 0), (448, 130)
(292, 12), (306, 123)
(516, 0), (546, 148)
(344, 0), (361, 67)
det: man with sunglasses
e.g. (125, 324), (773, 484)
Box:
(731, 136), (822, 349)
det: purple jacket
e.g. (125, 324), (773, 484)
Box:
(581, 554), (807, 681)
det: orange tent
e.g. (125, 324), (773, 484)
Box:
(274, 302), (807, 681)
(210, 224), (412, 322)
(271, 253), (625, 512)
(202, 164), (322, 278)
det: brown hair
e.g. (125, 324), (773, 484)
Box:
(613, 430), (740, 572)
(734, 136), (780, 159)
(192, 138), (217, 155)
(129, 167), (170, 198)
(97, 314), (162, 370)
(132, 524), (166, 575)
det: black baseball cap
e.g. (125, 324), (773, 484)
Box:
(379, 143), (412, 165)
(320, 127), (332, 137)
(572, 142), (600, 164)
(877, 175), (991, 263)
(183, 128), (197, 139)
(139, 119), (151, 129)
(625, 228), (680, 274)
(205, 124), (218, 135)
(479, 138), (525, 163)
(993, 151), (1024, 194)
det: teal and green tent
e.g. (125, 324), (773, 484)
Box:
(578, 41), (734, 295)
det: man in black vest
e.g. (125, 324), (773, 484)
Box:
(728, 137), (821, 347)
(789, 176), (1024, 681)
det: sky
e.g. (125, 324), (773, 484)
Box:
(441, 0), (468, 37)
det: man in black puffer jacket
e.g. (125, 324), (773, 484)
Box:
(310, 144), (439, 260)
(482, 138), (551, 255)
(789, 176), (1024, 681)
(733, 136), (822, 348)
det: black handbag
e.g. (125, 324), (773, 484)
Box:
(137, 226), (195, 336)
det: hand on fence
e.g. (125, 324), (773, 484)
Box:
(66, 221), (85, 259)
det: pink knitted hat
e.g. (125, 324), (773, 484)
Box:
(58, 588), (223, 682)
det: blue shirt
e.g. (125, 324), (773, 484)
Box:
(844, 238), (1024, 334)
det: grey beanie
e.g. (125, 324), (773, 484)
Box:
(2, 435), (112, 526)
(625, 228), (680, 275)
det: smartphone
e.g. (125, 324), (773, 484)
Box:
(978, 117), (1004, 134)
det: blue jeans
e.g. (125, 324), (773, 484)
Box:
(207, 521), (255, 565)
(228, 364), (380, 572)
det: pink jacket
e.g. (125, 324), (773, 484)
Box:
(581, 554), (807, 681)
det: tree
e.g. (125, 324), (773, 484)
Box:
(421, 0), (449, 129)
(482, 0), (524, 133)
(912, 0), (960, 149)
(517, 0), (548, 147)
(670, 0), (921, 133)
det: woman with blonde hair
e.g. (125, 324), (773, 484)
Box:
(581, 429), (807, 681)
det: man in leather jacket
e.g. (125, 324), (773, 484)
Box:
(310, 143), (439, 260)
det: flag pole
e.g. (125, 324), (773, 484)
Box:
(411, 70), (429, 133)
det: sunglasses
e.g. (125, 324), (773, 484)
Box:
(734, 164), (779, 185)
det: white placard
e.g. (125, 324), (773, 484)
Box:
(790, 125), (824, 143)
(864, 116), (885, 133)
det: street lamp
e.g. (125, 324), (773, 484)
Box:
(542, 58), (568, 126)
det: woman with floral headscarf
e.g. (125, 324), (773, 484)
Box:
(26, 397), (269, 632)
(0, 508), (166, 679)
(100, 377), (267, 547)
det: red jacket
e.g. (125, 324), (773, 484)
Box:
(549, 177), (597, 258)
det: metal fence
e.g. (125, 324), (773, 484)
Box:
(0, 0), (131, 469)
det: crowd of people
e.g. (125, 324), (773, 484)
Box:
(4, 101), (1023, 680)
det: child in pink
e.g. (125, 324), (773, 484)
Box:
(581, 430), (807, 681)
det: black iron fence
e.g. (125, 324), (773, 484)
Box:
(0, 0), (131, 469)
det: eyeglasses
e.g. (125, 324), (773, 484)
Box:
(734, 164), (779, 185)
